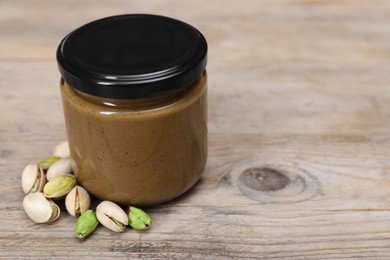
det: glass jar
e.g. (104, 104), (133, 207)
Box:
(56, 14), (208, 206)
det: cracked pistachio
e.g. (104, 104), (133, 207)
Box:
(23, 192), (60, 223)
(38, 156), (61, 170)
(96, 201), (128, 232)
(46, 158), (73, 181)
(21, 164), (46, 193)
(53, 140), (70, 158)
(43, 175), (76, 199)
(75, 210), (99, 239)
(128, 206), (152, 230)
(65, 185), (91, 217)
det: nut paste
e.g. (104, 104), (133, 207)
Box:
(57, 14), (208, 206)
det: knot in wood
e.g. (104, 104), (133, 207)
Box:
(239, 167), (289, 192)
(226, 158), (321, 203)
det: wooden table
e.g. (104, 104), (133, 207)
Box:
(2, 0), (390, 258)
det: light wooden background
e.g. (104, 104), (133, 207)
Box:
(2, 0), (390, 258)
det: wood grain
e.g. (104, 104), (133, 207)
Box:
(2, 0), (390, 258)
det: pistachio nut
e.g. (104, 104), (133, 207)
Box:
(46, 158), (73, 181)
(43, 175), (76, 199)
(65, 185), (91, 217)
(96, 201), (128, 232)
(128, 206), (152, 230)
(53, 140), (70, 158)
(38, 156), (61, 170)
(23, 192), (60, 223)
(75, 210), (99, 239)
(21, 164), (46, 193)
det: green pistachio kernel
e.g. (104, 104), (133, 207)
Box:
(43, 175), (76, 199)
(128, 206), (152, 230)
(75, 210), (99, 238)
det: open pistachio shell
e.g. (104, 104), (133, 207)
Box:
(44, 175), (76, 199)
(96, 201), (128, 232)
(65, 185), (91, 217)
(23, 192), (60, 223)
(46, 158), (73, 181)
(21, 164), (46, 193)
(53, 140), (70, 158)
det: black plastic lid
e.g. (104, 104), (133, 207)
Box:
(57, 14), (207, 99)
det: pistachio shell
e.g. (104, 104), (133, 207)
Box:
(21, 164), (46, 193)
(53, 140), (70, 158)
(38, 156), (61, 170)
(96, 201), (128, 232)
(44, 175), (76, 199)
(23, 192), (60, 223)
(75, 210), (99, 238)
(65, 185), (91, 217)
(46, 158), (73, 181)
(128, 206), (152, 230)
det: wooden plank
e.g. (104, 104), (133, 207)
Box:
(2, 0), (390, 258)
